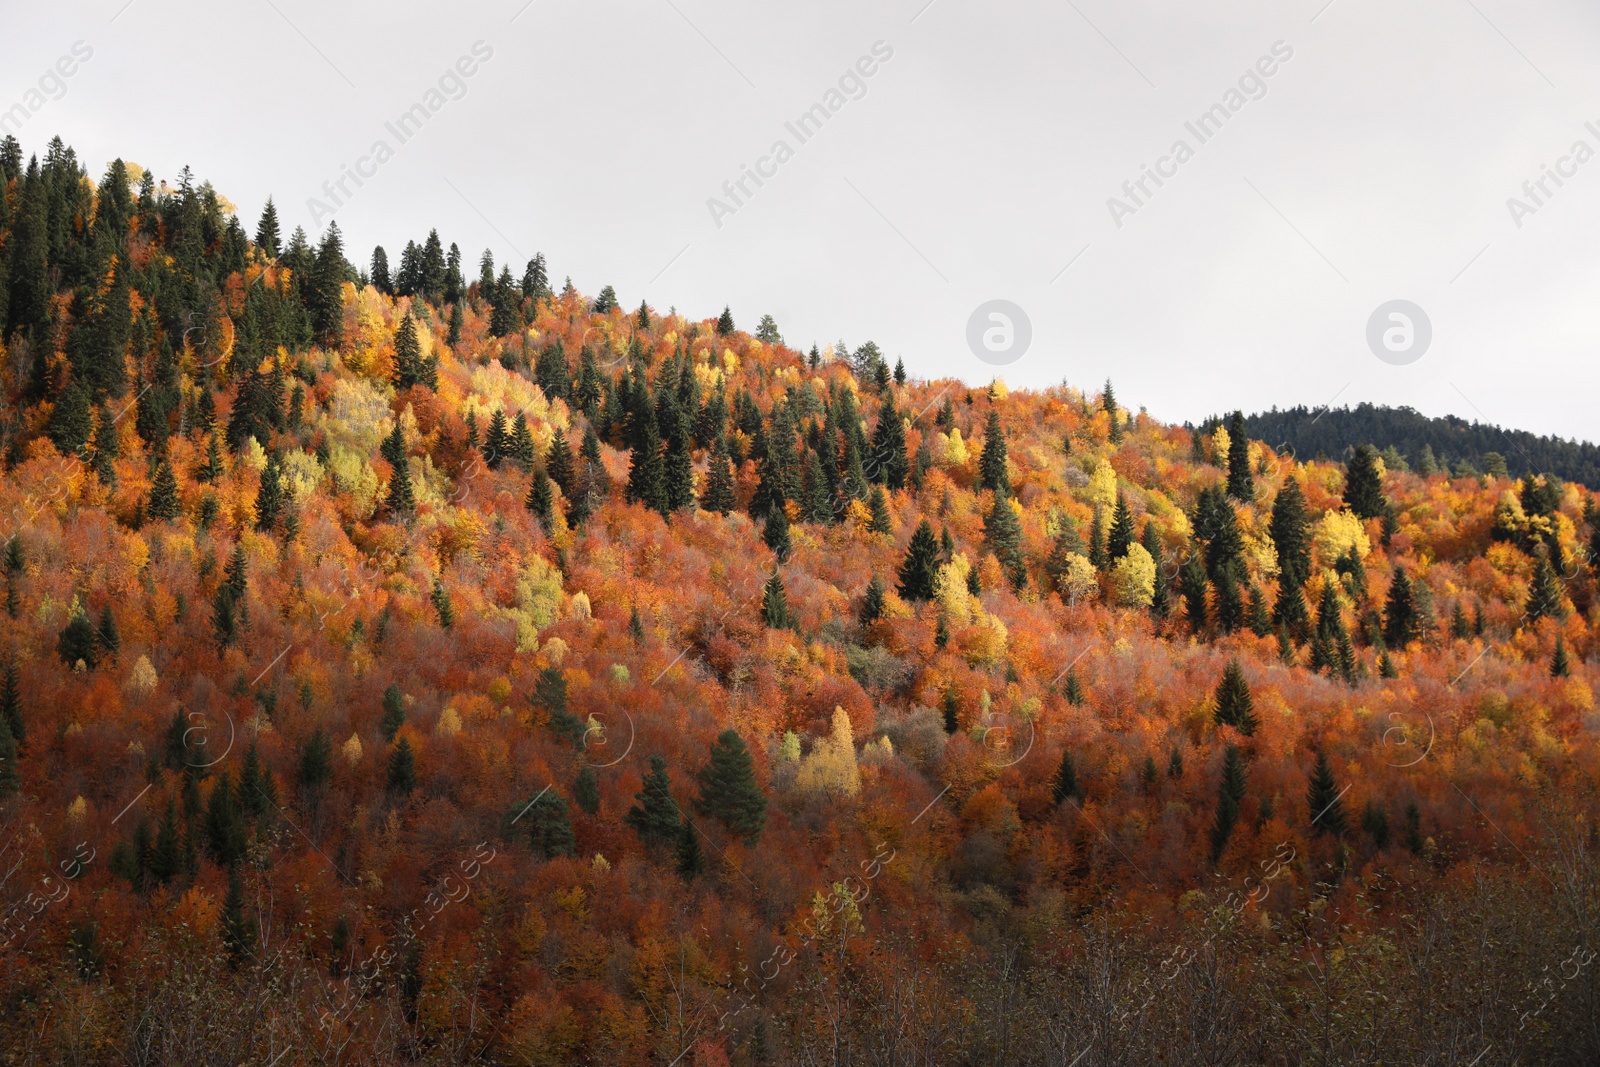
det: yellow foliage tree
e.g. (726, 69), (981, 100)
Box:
(944, 428), (969, 467)
(1087, 461), (1117, 509)
(934, 553), (976, 625)
(1112, 543), (1156, 607)
(795, 706), (861, 797)
(1314, 509), (1370, 566)
(1057, 552), (1099, 606)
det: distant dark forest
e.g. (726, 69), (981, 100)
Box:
(1228, 403), (1600, 489)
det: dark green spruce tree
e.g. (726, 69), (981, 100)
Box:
(1052, 749), (1081, 804)
(693, 730), (767, 842)
(1226, 411), (1253, 502)
(700, 433), (737, 514)
(1213, 659), (1257, 735)
(979, 410), (1009, 494)
(627, 754), (683, 848)
(1306, 750), (1348, 838)
(761, 569), (795, 630)
(897, 520), (941, 601)
(1343, 445), (1387, 520)
(1210, 744), (1248, 862)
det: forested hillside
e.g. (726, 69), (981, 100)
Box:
(1, 136), (1598, 1066)
(1237, 402), (1600, 489)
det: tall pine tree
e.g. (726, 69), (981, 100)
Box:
(693, 730), (767, 841)
(897, 520), (941, 601)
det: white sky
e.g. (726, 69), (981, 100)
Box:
(5, 0), (1598, 442)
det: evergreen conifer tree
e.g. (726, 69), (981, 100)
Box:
(700, 434), (737, 514)
(483, 409), (509, 469)
(0, 661), (23, 745)
(870, 390), (909, 489)
(307, 223), (347, 347)
(509, 412), (537, 467)
(4, 539), (22, 620)
(1247, 584), (1271, 636)
(1180, 551), (1210, 634)
(1226, 411), (1254, 501)
(1551, 634), (1571, 678)
(515, 791), (576, 859)
(1064, 669), (1085, 706)
(380, 684), (406, 741)
(1142, 522), (1169, 618)
(148, 460), (180, 521)
(1088, 508), (1108, 571)
(859, 576), (886, 627)
(867, 485), (893, 534)
(1210, 744), (1247, 861)
(432, 579), (455, 630)
(1343, 445), (1387, 520)
(545, 428), (575, 498)
(536, 342), (571, 401)
(238, 740), (277, 821)
(1213, 659), (1257, 735)
(675, 818), (705, 878)
(799, 451), (832, 524)
(626, 405), (668, 516)
(979, 410), (1009, 494)
(526, 465), (556, 532)
(522, 253), (550, 305)
(897, 520), (941, 601)
(392, 314), (422, 390)
(1273, 577), (1311, 640)
(1525, 552), (1563, 622)
(572, 766), (600, 816)
(663, 413), (695, 513)
(1306, 750), (1348, 837)
(1107, 492), (1135, 560)
(1052, 749), (1081, 804)
(222, 865), (253, 969)
(693, 730), (767, 841)
(205, 769), (246, 866)
(985, 489), (1027, 591)
(96, 605), (120, 660)
(761, 570), (795, 630)
(370, 245), (391, 293)
(298, 728), (333, 793)
(1383, 569), (1421, 648)
(763, 503), (792, 562)
(48, 377), (94, 455)
(255, 198), (281, 258)
(1045, 519), (1084, 594)
(384, 446), (414, 519)
(58, 609), (98, 669)
(255, 454), (284, 531)
(0, 709), (19, 798)
(627, 755), (683, 847)
(1269, 477), (1312, 587)
(1212, 567), (1244, 635)
(386, 737), (417, 797)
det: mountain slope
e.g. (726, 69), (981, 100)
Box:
(0, 136), (1598, 1064)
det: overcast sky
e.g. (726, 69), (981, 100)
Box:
(5, 0), (1599, 442)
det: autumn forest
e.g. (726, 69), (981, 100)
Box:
(0, 136), (1597, 1066)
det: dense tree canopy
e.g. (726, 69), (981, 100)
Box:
(0, 136), (1594, 1066)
